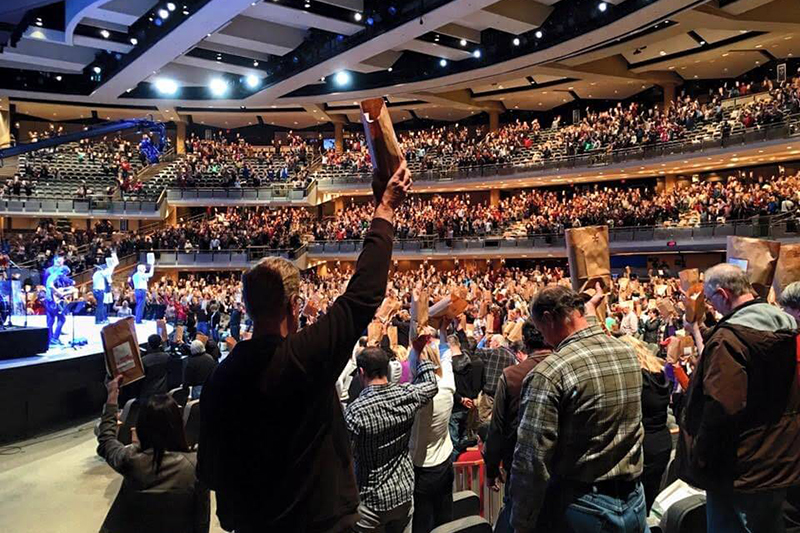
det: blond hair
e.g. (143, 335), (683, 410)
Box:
(619, 335), (665, 374)
(422, 344), (442, 378)
(242, 256), (300, 321)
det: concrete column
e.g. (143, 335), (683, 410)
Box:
(176, 121), (186, 155)
(0, 97), (10, 149)
(167, 207), (177, 225)
(661, 83), (677, 112)
(489, 189), (500, 207)
(489, 110), (500, 132)
(334, 122), (344, 154)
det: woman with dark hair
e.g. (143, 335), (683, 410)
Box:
(97, 376), (209, 533)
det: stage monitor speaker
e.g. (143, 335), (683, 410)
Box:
(0, 327), (49, 359)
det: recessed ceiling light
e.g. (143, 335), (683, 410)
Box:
(55, 75), (62, 81)
(472, 49), (481, 58)
(100, 29), (110, 39)
(158, 8), (169, 19)
(535, 30), (543, 39)
(93, 66), (102, 74)
(130, 37), (138, 45)
(354, 12), (362, 21)
(459, 39), (467, 46)
(512, 37), (520, 46)
(598, 2), (608, 12)
(439, 58), (447, 67)
(659, 50), (666, 56)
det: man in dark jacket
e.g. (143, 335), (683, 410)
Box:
(449, 333), (485, 461)
(678, 263), (800, 532)
(485, 322), (551, 533)
(184, 339), (217, 398)
(641, 308), (661, 345)
(198, 162), (411, 533)
(138, 334), (170, 401)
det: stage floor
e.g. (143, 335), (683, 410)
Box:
(0, 316), (164, 371)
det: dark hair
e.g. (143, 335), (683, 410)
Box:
(356, 347), (390, 380)
(529, 286), (585, 323)
(522, 321), (547, 351)
(147, 334), (162, 350)
(136, 394), (189, 472)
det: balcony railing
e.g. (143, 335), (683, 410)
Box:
(0, 195), (164, 217)
(165, 180), (314, 203)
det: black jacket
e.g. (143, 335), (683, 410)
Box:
(184, 353), (217, 388)
(198, 218), (394, 533)
(139, 349), (171, 400)
(452, 353), (485, 413)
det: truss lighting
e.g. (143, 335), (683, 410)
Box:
(334, 71), (351, 86)
(245, 74), (260, 88)
(209, 78), (229, 96)
(155, 78), (178, 95)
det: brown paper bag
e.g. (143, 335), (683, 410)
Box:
(485, 312), (495, 333)
(101, 317), (144, 386)
(657, 298), (676, 318)
(429, 293), (469, 327)
(375, 296), (400, 323)
(367, 321), (383, 346)
(412, 290), (429, 328)
(507, 320), (524, 343)
(678, 269), (700, 293)
(175, 325), (184, 344)
(225, 336), (237, 351)
(773, 243), (800, 299)
(726, 236), (781, 298)
(360, 98), (403, 201)
(387, 326), (398, 348)
(156, 319), (168, 342)
(465, 323), (475, 337)
(195, 332), (208, 346)
(565, 226), (611, 291)
(683, 283), (706, 324)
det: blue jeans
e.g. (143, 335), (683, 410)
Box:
(532, 479), (649, 533)
(93, 290), (107, 323)
(494, 482), (514, 533)
(134, 289), (146, 323)
(45, 300), (65, 344)
(706, 488), (786, 533)
(448, 409), (470, 462)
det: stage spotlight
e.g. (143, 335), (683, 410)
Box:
(158, 8), (169, 19)
(472, 49), (481, 58)
(55, 75), (62, 81)
(459, 38), (467, 46)
(93, 66), (102, 74)
(512, 37), (520, 46)
(245, 74), (260, 88)
(209, 78), (228, 96)
(130, 37), (138, 45)
(167, 2), (176, 11)
(535, 30), (543, 39)
(598, 2), (608, 12)
(100, 29), (110, 39)
(155, 78), (178, 95)
(334, 70), (351, 86)
(354, 12), (362, 21)
(439, 58), (447, 67)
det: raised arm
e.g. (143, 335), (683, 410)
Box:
(96, 376), (134, 475)
(267, 162), (412, 389)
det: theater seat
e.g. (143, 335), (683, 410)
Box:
(118, 398), (141, 445)
(452, 491), (480, 520)
(430, 516), (492, 533)
(168, 386), (189, 408)
(183, 400), (201, 449)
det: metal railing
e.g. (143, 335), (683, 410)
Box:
(0, 194), (164, 216)
(138, 245), (304, 266)
(318, 117), (800, 185)
(165, 180), (315, 202)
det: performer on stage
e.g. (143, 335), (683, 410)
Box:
(132, 260), (154, 324)
(44, 256), (76, 346)
(92, 252), (119, 325)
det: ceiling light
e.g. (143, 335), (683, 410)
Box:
(130, 37), (138, 45)
(55, 75), (62, 81)
(459, 39), (467, 46)
(158, 8), (169, 19)
(387, 67), (393, 72)
(253, 60), (259, 66)
(659, 50), (666, 56)
(354, 12), (362, 21)
(334, 70), (351, 86)
(100, 29), (110, 39)
(35, 19), (43, 27)
(167, 2), (176, 11)
(535, 30), (543, 39)
(699, 40), (706, 45)
(472, 49), (481, 58)
(155, 78), (178, 95)
(92, 66), (102, 74)
(598, 2), (608, 12)
(209, 78), (228, 96)
(439, 58), (447, 67)
(245, 74), (260, 88)
(512, 37), (520, 46)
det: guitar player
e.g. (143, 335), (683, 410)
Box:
(44, 255), (77, 346)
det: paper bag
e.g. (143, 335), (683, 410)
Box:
(683, 283), (706, 324)
(678, 269), (700, 293)
(101, 317), (144, 386)
(387, 326), (398, 348)
(367, 321), (383, 346)
(429, 292), (469, 328)
(156, 319), (168, 342)
(412, 290), (429, 328)
(565, 226), (611, 291)
(486, 312), (495, 333)
(507, 320), (524, 343)
(726, 236), (781, 298)
(360, 98), (403, 202)
(195, 332), (208, 346)
(175, 325), (184, 344)
(773, 243), (800, 299)
(375, 296), (400, 323)
(225, 336), (237, 351)
(657, 298), (676, 318)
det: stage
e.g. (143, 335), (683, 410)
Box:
(0, 316), (169, 444)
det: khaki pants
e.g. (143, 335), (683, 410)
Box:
(477, 392), (494, 425)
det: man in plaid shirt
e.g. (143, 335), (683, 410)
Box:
(345, 345), (438, 532)
(511, 285), (646, 532)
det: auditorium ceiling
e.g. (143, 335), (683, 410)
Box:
(0, 0), (798, 127)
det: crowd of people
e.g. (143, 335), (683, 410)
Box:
(89, 163), (800, 533)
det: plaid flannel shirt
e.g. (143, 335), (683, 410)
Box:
(510, 319), (644, 531)
(474, 346), (517, 396)
(345, 360), (438, 511)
